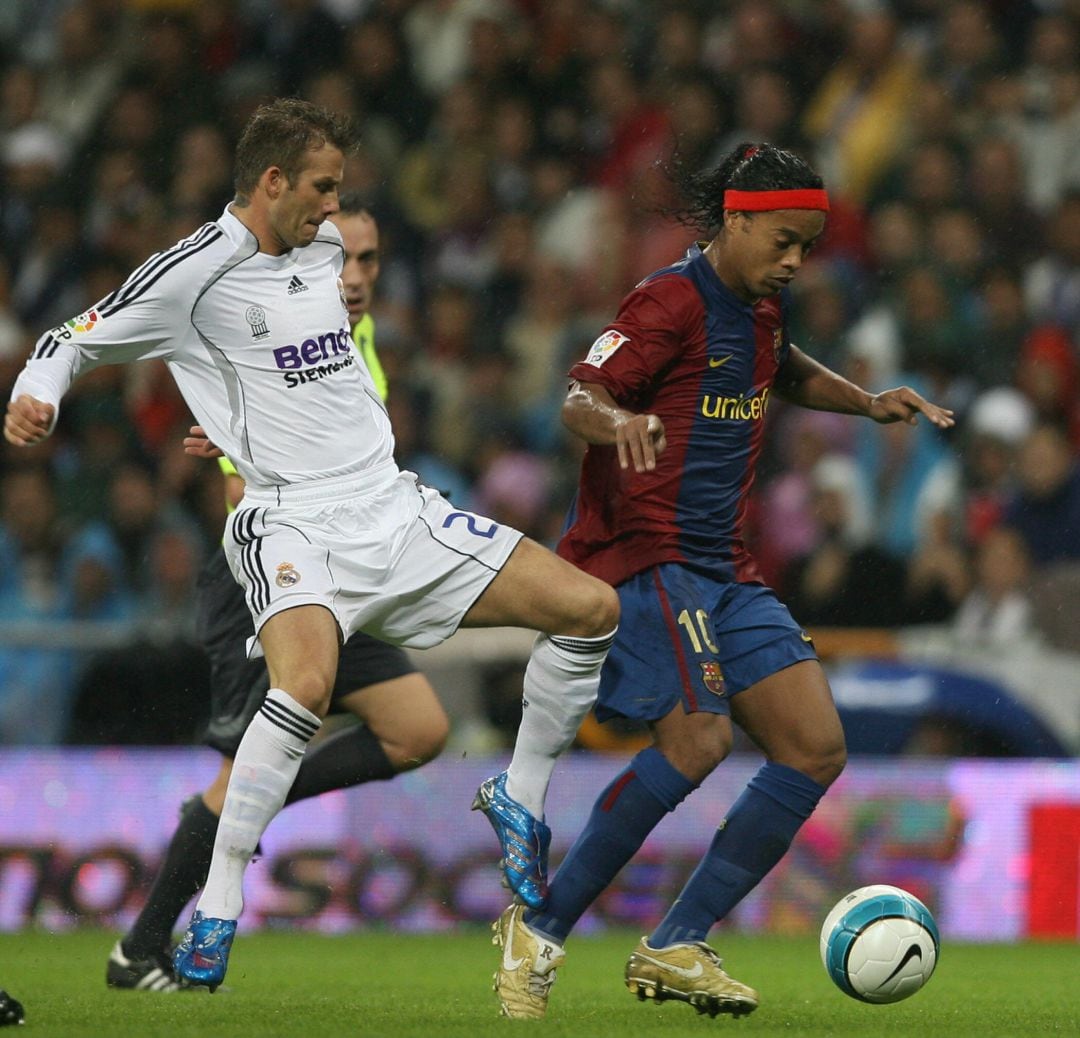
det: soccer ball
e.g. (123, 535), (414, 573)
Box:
(820, 884), (940, 1003)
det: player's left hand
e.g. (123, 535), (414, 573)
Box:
(868, 387), (955, 429)
(183, 424), (224, 458)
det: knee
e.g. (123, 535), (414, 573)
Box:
(789, 739), (846, 789)
(564, 579), (620, 638)
(385, 709), (450, 772)
(402, 715), (450, 770)
(657, 726), (732, 785)
(817, 742), (847, 788)
(276, 674), (335, 718)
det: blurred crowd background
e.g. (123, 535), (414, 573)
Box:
(0, 0), (1078, 750)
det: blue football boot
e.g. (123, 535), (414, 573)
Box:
(472, 772), (551, 910)
(173, 911), (237, 992)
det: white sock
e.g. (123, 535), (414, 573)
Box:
(505, 629), (616, 817)
(197, 688), (320, 920)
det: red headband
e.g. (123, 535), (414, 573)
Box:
(724, 188), (830, 212)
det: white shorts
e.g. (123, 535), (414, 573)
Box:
(224, 463), (524, 657)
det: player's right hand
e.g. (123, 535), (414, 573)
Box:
(183, 424), (224, 458)
(616, 413), (666, 473)
(4, 394), (54, 446)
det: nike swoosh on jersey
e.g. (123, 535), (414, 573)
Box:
(635, 954), (704, 980)
(708, 354), (733, 367)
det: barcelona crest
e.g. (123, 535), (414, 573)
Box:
(700, 661), (726, 697)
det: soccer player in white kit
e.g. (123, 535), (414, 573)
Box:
(5, 99), (619, 991)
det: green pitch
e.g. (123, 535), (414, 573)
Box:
(1, 929), (1077, 1036)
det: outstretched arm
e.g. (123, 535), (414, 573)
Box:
(562, 380), (667, 473)
(774, 345), (955, 429)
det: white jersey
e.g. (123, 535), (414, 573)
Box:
(11, 206), (396, 492)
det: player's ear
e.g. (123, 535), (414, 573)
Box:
(721, 208), (743, 235)
(262, 165), (286, 199)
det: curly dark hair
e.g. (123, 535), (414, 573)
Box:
(233, 98), (361, 202)
(668, 142), (824, 231)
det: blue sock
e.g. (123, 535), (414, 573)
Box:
(525, 747), (695, 944)
(649, 761), (826, 948)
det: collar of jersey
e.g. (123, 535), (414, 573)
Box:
(218, 204), (340, 267)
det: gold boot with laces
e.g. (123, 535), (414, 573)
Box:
(491, 904), (565, 1019)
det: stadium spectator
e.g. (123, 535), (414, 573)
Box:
(1023, 192), (1080, 340)
(403, 0), (515, 97)
(257, 0), (344, 99)
(968, 266), (1031, 391)
(717, 66), (804, 159)
(35, 0), (129, 153)
(904, 506), (971, 625)
(1014, 323), (1080, 447)
(802, 6), (924, 205)
(966, 136), (1044, 268)
(959, 386), (1034, 544)
(783, 454), (907, 629)
(853, 377), (961, 559)
(646, 4), (708, 97)
(1003, 421), (1080, 567)
(583, 57), (671, 193)
(475, 142), (953, 1020)
(926, 0), (1006, 106)
(662, 73), (727, 176)
(951, 525), (1035, 645)
(342, 15), (430, 144)
(1006, 14), (1080, 213)
(755, 407), (851, 592)
(705, 0), (808, 85)
(0, 466), (83, 744)
(395, 78), (489, 235)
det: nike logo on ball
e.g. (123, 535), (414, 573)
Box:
(879, 944), (922, 986)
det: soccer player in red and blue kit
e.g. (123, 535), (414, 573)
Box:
(476, 142), (955, 1019)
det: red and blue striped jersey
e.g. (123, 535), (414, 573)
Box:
(558, 243), (790, 587)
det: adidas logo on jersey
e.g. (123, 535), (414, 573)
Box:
(287, 275), (309, 295)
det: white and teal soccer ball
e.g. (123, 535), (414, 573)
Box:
(820, 884), (940, 1003)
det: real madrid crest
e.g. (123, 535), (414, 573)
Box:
(275, 562), (301, 588)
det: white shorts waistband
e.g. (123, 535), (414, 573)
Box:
(241, 459), (402, 506)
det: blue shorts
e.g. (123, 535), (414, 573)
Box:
(595, 564), (818, 724)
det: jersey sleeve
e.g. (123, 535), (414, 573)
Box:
(567, 275), (699, 404)
(10, 248), (198, 428)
